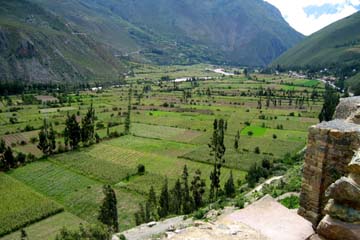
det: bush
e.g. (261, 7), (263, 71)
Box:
(235, 196), (246, 209)
(254, 147), (260, 154)
(193, 209), (206, 220)
(247, 131), (254, 136)
(137, 164), (145, 175)
(280, 196), (300, 209)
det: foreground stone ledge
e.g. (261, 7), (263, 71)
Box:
(317, 215), (360, 240)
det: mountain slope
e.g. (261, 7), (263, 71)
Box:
(32, 0), (303, 66)
(272, 11), (360, 68)
(0, 0), (125, 83)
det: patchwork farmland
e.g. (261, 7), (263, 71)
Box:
(0, 65), (324, 239)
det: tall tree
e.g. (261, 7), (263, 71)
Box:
(98, 185), (119, 232)
(124, 86), (132, 134)
(190, 169), (206, 210)
(4, 147), (15, 169)
(234, 130), (240, 151)
(64, 114), (81, 149)
(319, 84), (340, 122)
(209, 119), (226, 201)
(224, 171), (236, 198)
(158, 178), (170, 218)
(170, 179), (182, 215)
(181, 165), (193, 214)
(38, 119), (50, 155)
(48, 123), (56, 154)
(146, 186), (158, 221)
(0, 138), (5, 153)
(81, 103), (96, 145)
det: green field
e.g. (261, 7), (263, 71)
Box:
(0, 65), (324, 239)
(0, 174), (63, 237)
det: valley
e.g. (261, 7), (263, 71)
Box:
(0, 65), (324, 239)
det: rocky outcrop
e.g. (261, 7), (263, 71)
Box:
(298, 119), (360, 225)
(315, 152), (360, 240)
(317, 215), (360, 240)
(299, 96), (360, 240)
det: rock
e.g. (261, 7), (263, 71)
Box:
(193, 221), (204, 227)
(317, 215), (360, 240)
(167, 225), (176, 232)
(326, 177), (360, 206)
(334, 97), (360, 120)
(147, 221), (157, 227)
(307, 234), (327, 240)
(165, 231), (176, 239)
(325, 199), (360, 223)
(205, 209), (221, 220)
(348, 152), (360, 175)
(111, 235), (120, 240)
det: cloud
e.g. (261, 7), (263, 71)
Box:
(264, 0), (360, 35)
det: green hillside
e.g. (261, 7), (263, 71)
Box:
(0, 0), (126, 83)
(31, 0), (303, 66)
(272, 11), (360, 68)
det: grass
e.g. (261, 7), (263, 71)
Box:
(241, 126), (267, 137)
(0, 173), (63, 237)
(0, 212), (84, 240)
(51, 136), (246, 194)
(8, 161), (145, 230)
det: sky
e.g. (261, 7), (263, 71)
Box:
(264, 0), (360, 35)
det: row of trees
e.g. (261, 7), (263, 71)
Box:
(134, 165), (206, 225)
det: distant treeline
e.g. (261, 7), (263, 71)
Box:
(0, 80), (127, 95)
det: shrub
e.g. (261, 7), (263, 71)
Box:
(254, 147), (260, 154)
(137, 164), (145, 175)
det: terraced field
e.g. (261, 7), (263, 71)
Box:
(0, 65), (325, 239)
(0, 174), (63, 237)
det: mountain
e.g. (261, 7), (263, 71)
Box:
(0, 0), (126, 83)
(31, 0), (303, 66)
(272, 11), (360, 69)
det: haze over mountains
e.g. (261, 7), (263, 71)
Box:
(0, 0), (304, 83)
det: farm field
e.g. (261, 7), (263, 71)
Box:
(0, 64), (324, 239)
(0, 173), (63, 237)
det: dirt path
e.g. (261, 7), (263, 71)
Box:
(115, 216), (192, 240)
(246, 176), (284, 197)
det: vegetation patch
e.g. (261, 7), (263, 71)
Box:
(0, 173), (63, 237)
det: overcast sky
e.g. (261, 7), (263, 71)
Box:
(264, 0), (360, 35)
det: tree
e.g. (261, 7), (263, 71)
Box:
(319, 84), (340, 122)
(170, 179), (182, 214)
(234, 130), (240, 151)
(64, 114), (81, 150)
(224, 171), (236, 198)
(4, 147), (15, 169)
(125, 86), (132, 134)
(190, 169), (206, 210)
(98, 185), (118, 232)
(209, 119), (226, 201)
(158, 178), (170, 218)
(146, 186), (158, 221)
(38, 119), (50, 155)
(81, 103), (96, 145)
(16, 152), (26, 165)
(48, 123), (56, 154)
(181, 165), (193, 214)
(20, 229), (28, 240)
(55, 224), (110, 240)
(0, 138), (5, 153)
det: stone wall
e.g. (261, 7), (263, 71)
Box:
(299, 97), (360, 226)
